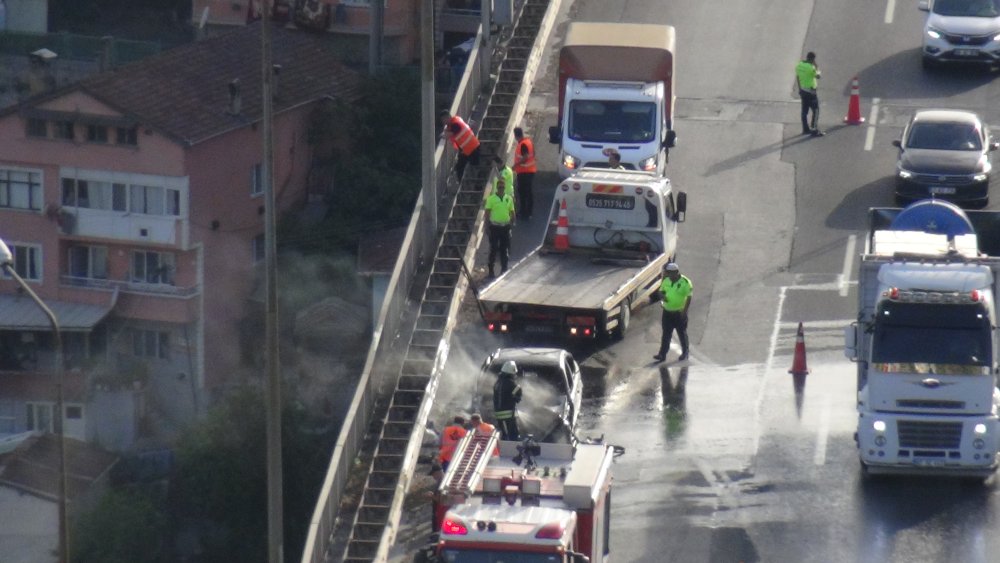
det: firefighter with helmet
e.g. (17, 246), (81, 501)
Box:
(493, 360), (523, 441)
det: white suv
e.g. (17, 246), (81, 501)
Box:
(920, 0), (1000, 68)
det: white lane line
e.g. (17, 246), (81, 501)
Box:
(814, 394), (832, 465)
(840, 234), (857, 296)
(885, 0), (895, 24)
(864, 98), (880, 151)
(754, 286), (786, 458)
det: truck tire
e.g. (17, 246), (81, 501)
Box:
(612, 300), (630, 340)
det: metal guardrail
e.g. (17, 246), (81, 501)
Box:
(299, 24), (489, 563)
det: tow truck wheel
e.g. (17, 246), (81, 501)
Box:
(612, 300), (630, 340)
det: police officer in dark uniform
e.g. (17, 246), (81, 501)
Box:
(493, 360), (523, 441)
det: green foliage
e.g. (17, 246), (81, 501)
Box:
(299, 68), (423, 251)
(72, 489), (167, 563)
(172, 386), (337, 562)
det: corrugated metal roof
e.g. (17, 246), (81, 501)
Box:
(0, 295), (111, 332)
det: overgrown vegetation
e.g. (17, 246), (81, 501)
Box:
(75, 68), (421, 561)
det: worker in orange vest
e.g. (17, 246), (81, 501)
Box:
(513, 127), (537, 220)
(439, 110), (482, 182)
(468, 413), (500, 457)
(438, 415), (468, 470)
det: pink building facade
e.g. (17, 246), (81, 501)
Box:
(0, 24), (361, 448)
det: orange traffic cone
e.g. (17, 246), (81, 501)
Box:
(553, 198), (569, 251)
(843, 76), (865, 125)
(788, 322), (810, 377)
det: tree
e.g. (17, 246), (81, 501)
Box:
(72, 489), (167, 563)
(171, 386), (336, 562)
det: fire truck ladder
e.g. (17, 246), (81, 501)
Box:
(335, 1), (553, 561)
(443, 430), (500, 499)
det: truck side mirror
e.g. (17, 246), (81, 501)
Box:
(548, 125), (561, 144)
(844, 324), (858, 361)
(675, 191), (687, 223)
(918, 0), (929, 11)
(663, 129), (677, 149)
(891, 139), (902, 148)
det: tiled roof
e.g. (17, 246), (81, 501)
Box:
(0, 434), (117, 501)
(67, 23), (362, 145)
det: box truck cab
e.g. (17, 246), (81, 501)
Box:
(549, 22), (676, 178)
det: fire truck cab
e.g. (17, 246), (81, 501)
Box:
(428, 429), (614, 562)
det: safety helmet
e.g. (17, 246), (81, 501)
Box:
(500, 360), (518, 376)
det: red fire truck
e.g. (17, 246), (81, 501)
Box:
(426, 429), (616, 562)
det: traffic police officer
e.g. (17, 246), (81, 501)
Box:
(654, 262), (692, 362)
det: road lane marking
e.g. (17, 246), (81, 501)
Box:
(814, 394), (832, 465)
(864, 98), (880, 151)
(755, 286), (787, 458)
(885, 0), (895, 23)
(840, 234), (857, 296)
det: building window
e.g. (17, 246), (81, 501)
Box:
(62, 179), (128, 212)
(0, 168), (43, 211)
(26, 402), (54, 432)
(252, 233), (265, 263)
(130, 185), (164, 215)
(86, 124), (108, 143)
(3, 244), (41, 281)
(251, 163), (264, 196)
(54, 121), (75, 140)
(65, 405), (83, 419)
(68, 245), (108, 280)
(26, 118), (47, 138)
(0, 403), (15, 433)
(131, 250), (175, 285)
(131, 329), (170, 360)
(116, 126), (138, 146)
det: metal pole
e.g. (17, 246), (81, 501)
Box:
(480, 0), (492, 87)
(0, 262), (67, 563)
(369, 0), (385, 75)
(422, 0), (436, 235)
(260, 5), (284, 563)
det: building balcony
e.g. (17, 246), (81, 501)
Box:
(59, 209), (183, 247)
(60, 276), (199, 298)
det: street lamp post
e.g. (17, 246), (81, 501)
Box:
(0, 239), (68, 563)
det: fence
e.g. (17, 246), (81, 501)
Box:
(298, 24), (489, 563)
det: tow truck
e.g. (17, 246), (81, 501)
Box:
(423, 429), (617, 562)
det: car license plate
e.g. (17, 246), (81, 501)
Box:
(525, 325), (554, 334)
(954, 48), (979, 57)
(930, 186), (956, 195)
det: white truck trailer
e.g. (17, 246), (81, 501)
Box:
(479, 168), (687, 340)
(845, 199), (1000, 478)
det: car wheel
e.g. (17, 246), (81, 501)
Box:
(612, 300), (630, 340)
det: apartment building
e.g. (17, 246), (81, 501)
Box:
(0, 23), (361, 449)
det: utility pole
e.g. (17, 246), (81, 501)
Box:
(260, 4), (284, 562)
(369, 0), (385, 75)
(480, 0), (492, 86)
(422, 0), (436, 234)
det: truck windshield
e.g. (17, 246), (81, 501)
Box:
(441, 549), (563, 563)
(870, 302), (992, 375)
(568, 100), (656, 143)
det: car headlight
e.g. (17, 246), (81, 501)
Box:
(637, 155), (657, 171)
(562, 153), (580, 170)
(927, 28), (942, 39)
(873, 420), (886, 433)
(973, 173), (988, 182)
(897, 168), (913, 179)
(975, 423), (988, 435)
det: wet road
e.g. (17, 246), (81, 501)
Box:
(419, 0), (1000, 560)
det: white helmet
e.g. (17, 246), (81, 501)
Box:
(500, 360), (518, 376)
